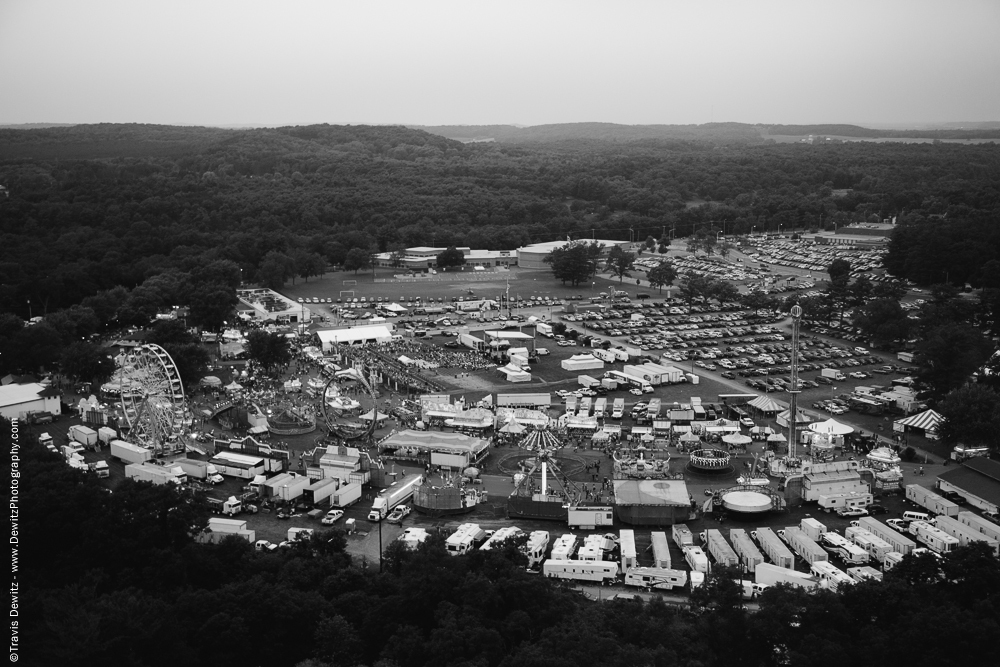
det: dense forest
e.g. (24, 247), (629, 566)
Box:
(2, 122), (1000, 322)
(14, 427), (1000, 667)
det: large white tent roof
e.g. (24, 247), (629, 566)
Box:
(485, 330), (534, 340)
(317, 325), (392, 345)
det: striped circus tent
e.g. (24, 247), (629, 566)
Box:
(894, 409), (944, 435)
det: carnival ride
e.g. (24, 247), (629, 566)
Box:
(506, 427), (591, 520)
(320, 367), (379, 443)
(117, 343), (187, 454)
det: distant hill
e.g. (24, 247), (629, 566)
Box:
(411, 121), (1000, 144)
(408, 122), (765, 144)
(0, 123), (78, 130)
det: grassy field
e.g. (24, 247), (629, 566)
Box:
(279, 266), (661, 305)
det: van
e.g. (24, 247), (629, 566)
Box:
(903, 511), (932, 523)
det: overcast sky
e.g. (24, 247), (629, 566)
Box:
(1, 0), (998, 127)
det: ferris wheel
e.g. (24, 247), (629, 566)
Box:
(118, 343), (186, 454)
(320, 366), (379, 443)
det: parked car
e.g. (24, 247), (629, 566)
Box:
(867, 504), (888, 515)
(836, 507), (869, 518)
(321, 509), (345, 525)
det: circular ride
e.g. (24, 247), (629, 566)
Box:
(687, 447), (734, 475)
(720, 489), (775, 514)
(320, 367), (379, 443)
(117, 343), (186, 454)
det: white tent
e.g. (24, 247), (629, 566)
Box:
(499, 363), (531, 383)
(200, 376), (222, 387)
(224, 381), (243, 393)
(560, 354), (604, 371)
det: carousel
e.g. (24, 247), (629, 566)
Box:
(806, 418), (853, 461)
(687, 447), (734, 475)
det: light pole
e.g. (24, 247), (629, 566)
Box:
(27, 299), (31, 320)
(751, 225), (756, 238)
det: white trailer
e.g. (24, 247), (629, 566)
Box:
(567, 506), (614, 530)
(683, 546), (710, 574)
(908, 520), (960, 554)
(577, 534), (606, 561)
(542, 559), (618, 583)
(818, 491), (873, 511)
(592, 348), (616, 363)
(110, 440), (152, 464)
(957, 511), (1000, 542)
(303, 477), (339, 506)
(619, 529), (637, 571)
(845, 526), (895, 563)
(287, 527), (314, 542)
(905, 484), (960, 517)
(172, 458), (224, 484)
(729, 529), (765, 573)
(752, 527), (795, 569)
(481, 526), (524, 551)
(611, 398), (625, 419)
(819, 532), (869, 564)
(700, 529), (739, 567)
(854, 517), (917, 555)
(210, 451), (267, 479)
(68, 425), (98, 448)
(650, 531), (672, 569)
(646, 398), (661, 420)
(847, 566), (883, 583)
(97, 426), (117, 445)
(810, 561), (854, 592)
(535, 322), (553, 337)
(624, 567), (688, 591)
(754, 562), (818, 590)
(550, 533), (578, 560)
(524, 531), (550, 569)
(799, 518), (827, 542)
(782, 527), (828, 564)
(446, 523), (487, 556)
(579, 396), (592, 416)
(883, 551), (905, 571)
(672, 524), (696, 549)
(578, 375), (601, 388)
(330, 482), (362, 508)
(932, 516), (999, 555)
(125, 462), (185, 486)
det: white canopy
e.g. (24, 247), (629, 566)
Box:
(808, 418), (854, 436)
(200, 376), (222, 386)
(723, 433), (752, 445)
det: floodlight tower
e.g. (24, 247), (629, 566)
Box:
(788, 303), (803, 459)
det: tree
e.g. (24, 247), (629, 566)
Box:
(188, 283), (237, 331)
(914, 323), (994, 399)
(435, 246), (466, 271)
(258, 251), (295, 289)
(245, 330), (292, 370)
(936, 384), (1000, 451)
(605, 245), (636, 283)
(643, 235), (656, 251)
(343, 248), (371, 275)
(646, 260), (678, 295)
(686, 226), (717, 256)
(852, 298), (912, 349)
(827, 258), (852, 286)
(708, 280), (740, 305)
(657, 234), (671, 254)
(677, 273), (713, 305)
(544, 241), (602, 287)
(59, 341), (116, 387)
